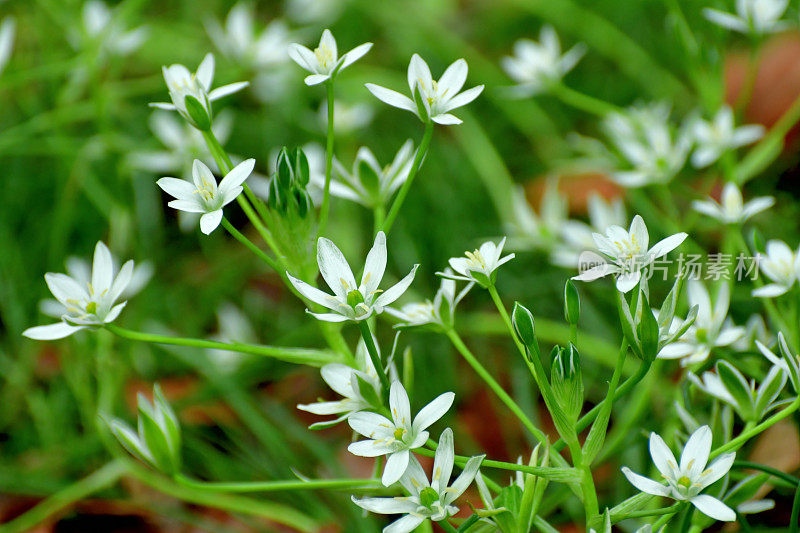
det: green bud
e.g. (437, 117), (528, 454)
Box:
(276, 148), (293, 188)
(564, 280), (580, 325)
(636, 293), (660, 362)
(512, 302), (536, 347)
(292, 147), (310, 186)
(183, 94), (212, 131)
(551, 345), (583, 422)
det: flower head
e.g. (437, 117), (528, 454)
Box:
(73, 1), (148, 57)
(658, 281), (744, 365)
(704, 0), (790, 35)
(353, 427), (483, 531)
(502, 25), (586, 97)
(287, 231), (418, 322)
(151, 53), (249, 129)
(505, 182), (568, 253)
(157, 158), (255, 234)
(206, 3), (292, 69)
(386, 269), (473, 330)
(690, 106), (765, 168)
(439, 238), (515, 288)
(752, 240), (800, 297)
(288, 29), (372, 85)
(366, 54), (484, 125)
(23, 241), (134, 340)
(692, 182), (773, 224)
(348, 381), (455, 486)
(573, 215), (687, 293)
(622, 425), (737, 521)
(331, 140), (415, 208)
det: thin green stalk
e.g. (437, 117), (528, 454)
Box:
(710, 397), (800, 459)
(319, 82), (335, 236)
(438, 519), (459, 533)
(651, 504), (684, 530)
(358, 320), (391, 393)
(623, 503), (682, 519)
(445, 328), (546, 444)
(552, 83), (620, 116)
(221, 217), (280, 271)
(105, 323), (340, 366)
(791, 481), (800, 533)
(732, 461), (800, 486)
(0, 461), (127, 533)
(415, 447), (575, 480)
(487, 285), (527, 358)
(174, 475), (382, 493)
(382, 120), (434, 233)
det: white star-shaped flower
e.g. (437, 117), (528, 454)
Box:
(438, 238), (515, 288)
(704, 0), (791, 35)
(288, 29), (372, 86)
(690, 106), (764, 168)
(692, 182), (773, 224)
(752, 240), (800, 298)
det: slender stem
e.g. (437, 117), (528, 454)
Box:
(221, 217), (279, 271)
(445, 328), (546, 443)
(623, 503), (682, 519)
(373, 204), (385, 235)
(552, 83), (621, 116)
(358, 320), (391, 393)
(174, 475), (382, 493)
(652, 504), (684, 530)
(415, 446), (572, 479)
(319, 82), (335, 236)
(0, 461), (127, 533)
(104, 323), (340, 366)
(710, 397), (800, 459)
(732, 460), (800, 486)
(382, 120), (434, 234)
(487, 284), (526, 358)
(438, 519), (459, 533)
(791, 481), (800, 533)
(734, 45), (760, 116)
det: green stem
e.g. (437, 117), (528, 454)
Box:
(623, 503), (682, 519)
(415, 446), (574, 480)
(104, 323), (340, 366)
(710, 397), (800, 459)
(382, 120), (434, 234)
(438, 519), (459, 533)
(487, 285), (526, 358)
(445, 328), (546, 444)
(358, 320), (391, 393)
(319, 82), (336, 236)
(732, 460), (800, 486)
(552, 83), (620, 116)
(174, 475), (382, 493)
(791, 481), (800, 533)
(221, 217), (279, 271)
(0, 461), (127, 533)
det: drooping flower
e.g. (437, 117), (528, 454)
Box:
(330, 140), (414, 208)
(438, 238), (515, 288)
(157, 158), (256, 234)
(348, 381), (455, 486)
(23, 242), (134, 340)
(621, 425), (736, 522)
(752, 240), (800, 297)
(150, 53), (249, 129)
(603, 103), (692, 187)
(206, 3), (292, 69)
(366, 54), (484, 125)
(297, 338), (384, 428)
(501, 25), (586, 97)
(572, 215), (687, 293)
(692, 182), (773, 224)
(353, 428), (483, 532)
(704, 0), (791, 35)
(690, 106), (765, 168)
(658, 281), (745, 365)
(287, 231), (418, 322)
(288, 29), (372, 86)
(688, 360), (787, 422)
(386, 269), (473, 330)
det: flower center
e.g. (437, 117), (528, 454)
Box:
(464, 249), (487, 271)
(347, 289), (366, 309)
(419, 487), (439, 508)
(677, 476), (692, 489)
(393, 427), (406, 441)
(314, 45), (334, 70)
(85, 301), (98, 315)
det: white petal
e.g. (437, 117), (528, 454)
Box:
(348, 439), (395, 457)
(616, 271), (641, 293)
(384, 514), (426, 533)
(382, 449), (410, 486)
(648, 233), (687, 259)
(219, 158), (255, 193)
(352, 496), (418, 515)
(372, 265), (419, 309)
(412, 392), (455, 433)
(365, 84), (416, 113)
(196, 53), (215, 90)
(23, 322), (84, 340)
(200, 210), (224, 234)
(304, 74), (330, 86)
(349, 411), (393, 437)
(208, 81), (249, 101)
(752, 284), (789, 298)
(438, 59), (468, 95)
(432, 113), (462, 125)
(157, 177), (196, 200)
(697, 452), (735, 490)
(649, 433), (679, 479)
(680, 425), (712, 478)
(91, 241), (114, 293)
(361, 231), (387, 297)
(432, 428), (455, 494)
(341, 42), (372, 69)
(317, 237), (357, 300)
(389, 381), (412, 428)
(690, 494), (736, 521)
(441, 85), (484, 113)
(286, 272), (338, 310)
(45, 273), (87, 305)
(621, 467), (671, 496)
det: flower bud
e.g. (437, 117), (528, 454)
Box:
(512, 302), (536, 347)
(564, 280), (580, 325)
(269, 147), (314, 218)
(183, 95), (212, 131)
(550, 344), (583, 422)
(636, 293), (660, 362)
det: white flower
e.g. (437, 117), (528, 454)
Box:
(551, 193), (627, 268)
(330, 140), (414, 208)
(604, 103), (691, 187)
(348, 381), (455, 486)
(73, 1), (148, 57)
(206, 3), (292, 69)
(752, 240), (800, 297)
(23, 242), (134, 340)
(505, 182), (568, 252)
(157, 158), (256, 234)
(704, 0), (791, 35)
(366, 54), (484, 125)
(573, 215), (687, 293)
(688, 361), (787, 421)
(386, 269), (473, 330)
(353, 428), (483, 531)
(621, 425), (737, 522)
(658, 281), (744, 365)
(150, 53), (249, 128)
(0, 16), (15, 76)
(501, 25), (586, 97)
(288, 29), (372, 86)
(298, 339), (383, 428)
(692, 182), (773, 224)
(438, 238), (515, 288)
(287, 231), (418, 322)
(690, 107), (765, 168)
